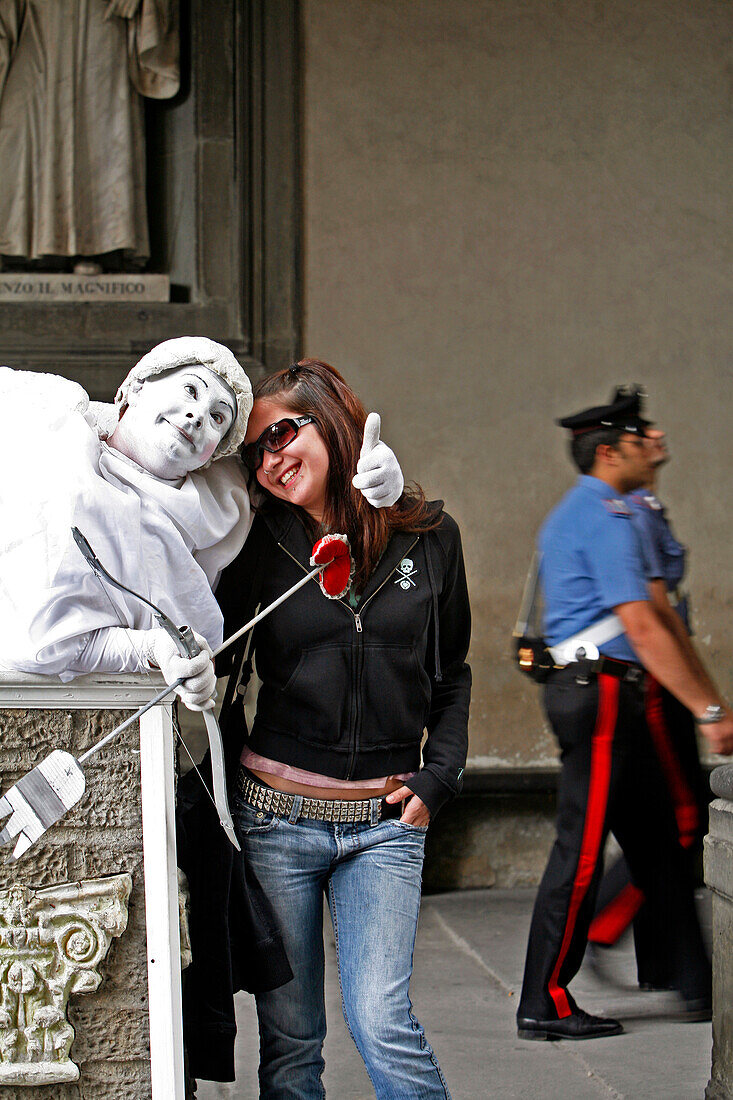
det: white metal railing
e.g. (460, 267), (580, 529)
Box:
(0, 671), (184, 1100)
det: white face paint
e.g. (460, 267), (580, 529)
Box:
(108, 366), (237, 480)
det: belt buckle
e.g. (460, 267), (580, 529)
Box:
(573, 653), (592, 686)
(626, 665), (643, 684)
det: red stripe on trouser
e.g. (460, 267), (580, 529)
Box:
(588, 882), (645, 945)
(645, 676), (698, 849)
(548, 674), (618, 1018)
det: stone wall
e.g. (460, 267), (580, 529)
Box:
(0, 706), (150, 1100)
(301, 0), (733, 770)
(423, 782), (557, 892)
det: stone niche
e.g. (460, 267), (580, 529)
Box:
(0, 0), (301, 401)
(0, 697), (152, 1099)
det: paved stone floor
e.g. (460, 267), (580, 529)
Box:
(196, 886), (714, 1099)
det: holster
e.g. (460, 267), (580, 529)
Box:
(513, 635), (555, 683)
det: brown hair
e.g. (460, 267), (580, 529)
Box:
(249, 358), (439, 590)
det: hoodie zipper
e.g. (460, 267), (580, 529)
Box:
(277, 536), (420, 778)
(344, 537), (420, 776)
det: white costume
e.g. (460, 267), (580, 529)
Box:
(0, 350), (251, 681)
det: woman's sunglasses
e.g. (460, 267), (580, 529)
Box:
(243, 416), (315, 471)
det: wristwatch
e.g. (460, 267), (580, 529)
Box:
(697, 705), (725, 726)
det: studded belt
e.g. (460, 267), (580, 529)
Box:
(236, 770), (399, 824)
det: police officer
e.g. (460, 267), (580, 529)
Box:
(516, 392), (733, 1041)
(589, 389), (717, 989)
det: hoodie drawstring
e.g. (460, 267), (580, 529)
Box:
(424, 538), (442, 682)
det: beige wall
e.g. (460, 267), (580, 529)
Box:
(302, 0), (733, 765)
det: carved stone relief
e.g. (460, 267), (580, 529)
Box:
(0, 874), (131, 1085)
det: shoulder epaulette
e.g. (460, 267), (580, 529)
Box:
(602, 498), (632, 517)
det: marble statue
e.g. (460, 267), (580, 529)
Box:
(0, 0), (179, 269)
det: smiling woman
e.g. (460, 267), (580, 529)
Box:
(205, 358), (472, 1097)
(244, 401), (329, 521)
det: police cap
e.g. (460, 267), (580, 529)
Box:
(557, 387), (650, 437)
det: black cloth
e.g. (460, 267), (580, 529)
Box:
(517, 666), (710, 1021)
(216, 500), (472, 817)
(176, 518), (293, 1084)
(177, 745), (293, 1081)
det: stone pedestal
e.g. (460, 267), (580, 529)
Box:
(704, 764), (733, 1099)
(0, 673), (184, 1099)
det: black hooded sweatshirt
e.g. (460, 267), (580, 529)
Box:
(217, 498), (471, 815)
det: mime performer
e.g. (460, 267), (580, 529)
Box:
(0, 336), (254, 706)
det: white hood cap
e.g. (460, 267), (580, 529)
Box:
(115, 337), (253, 464)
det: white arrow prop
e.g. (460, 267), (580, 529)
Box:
(0, 750), (86, 861)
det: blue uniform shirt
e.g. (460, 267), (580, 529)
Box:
(627, 487), (689, 630)
(539, 475), (649, 662)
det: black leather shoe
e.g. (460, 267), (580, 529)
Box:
(517, 1008), (624, 1041)
(677, 997), (712, 1023)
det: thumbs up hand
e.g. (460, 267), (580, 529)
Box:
(351, 412), (404, 508)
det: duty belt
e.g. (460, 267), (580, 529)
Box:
(548, 613), (623, 666)
(557, 654), (644, 685)
(236, 770), (398, 824)
(586, 655), (644, 683)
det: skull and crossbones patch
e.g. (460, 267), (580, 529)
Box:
(394, 557), (418, 590)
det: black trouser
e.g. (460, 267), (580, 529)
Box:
(588, 678), (708, 987)
(518, 667), (710, 1021)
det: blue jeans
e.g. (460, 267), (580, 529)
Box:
(233, 792), (451, 1100)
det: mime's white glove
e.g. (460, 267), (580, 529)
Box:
(146, 629), (217, 712)
(352, 412), (404, 508)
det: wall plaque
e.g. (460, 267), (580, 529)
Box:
(0, 275), (170, 303)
